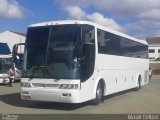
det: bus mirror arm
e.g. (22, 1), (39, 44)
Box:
(12, 43), (25, 63)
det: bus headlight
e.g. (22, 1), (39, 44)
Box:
(20, 82), (31, 87)
(59, 84), (78, 89)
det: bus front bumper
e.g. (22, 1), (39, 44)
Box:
(21, 87), (82, 103)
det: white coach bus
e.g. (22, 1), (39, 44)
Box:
(18, 20), (149, 105)
(0, 54), (12, 84)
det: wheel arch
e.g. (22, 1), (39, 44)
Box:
(93, 77), (106, 98)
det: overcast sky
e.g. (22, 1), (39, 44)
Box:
(0, 0), (160, 38)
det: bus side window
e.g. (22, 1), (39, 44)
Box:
(80, 25), (95, 82)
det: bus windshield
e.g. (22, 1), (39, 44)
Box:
(23, 25), (80, 79)
(0, 58), (12, 74)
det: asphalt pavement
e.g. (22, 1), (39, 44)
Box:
(0, 75), (160, 114)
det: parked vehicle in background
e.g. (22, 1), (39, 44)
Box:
(0, 43), (12, 84)
(8, 43), (25, 82)
(0, 55), (12, 84)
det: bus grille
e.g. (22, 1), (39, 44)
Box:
(32, 83), (59, 88)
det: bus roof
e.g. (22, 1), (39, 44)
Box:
(29, 20), (148, 45)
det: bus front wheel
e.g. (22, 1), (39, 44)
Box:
(92, 82), (103, 105)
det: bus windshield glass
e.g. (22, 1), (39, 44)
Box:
(23, 25), (80, 79)
(0, 58), (12, 74)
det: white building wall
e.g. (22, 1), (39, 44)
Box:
(0, 31), (26, 53)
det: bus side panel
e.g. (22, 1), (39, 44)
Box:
(121, 57), (149, 87)
(97, 54), (123, 95)
(97, 54), (149, 96)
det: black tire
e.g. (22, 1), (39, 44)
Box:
(149, 74), (152, 81)
(92, 82), (103, 105)
(135, 78), (141, 91)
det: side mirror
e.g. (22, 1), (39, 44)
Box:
(12, 43), (25, 63)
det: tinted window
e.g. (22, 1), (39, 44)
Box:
(80, 25), (95, 82)
(120, 38), (148, 58)
(0, 58), (12, 73)
(24, 25), (81, 79)
(97, 29), (148, 59)
(0, 43), (11, 54)
(97, 30), (121, 55)
(47, 25), (80, 79)
(26, 27), (50, 69)
(149, 49), (155, 53)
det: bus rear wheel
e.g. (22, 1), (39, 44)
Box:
(135, 77), (141, 91)
(92, 82), (103, 105)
